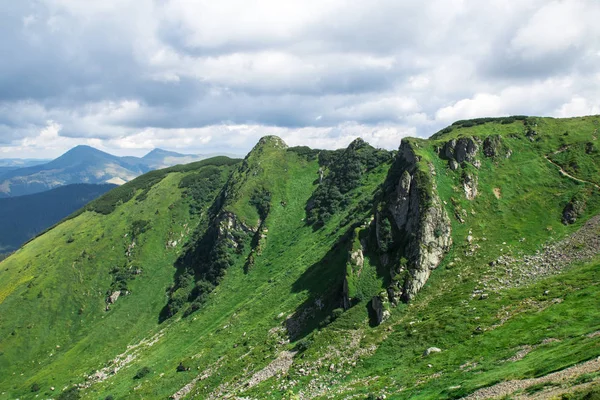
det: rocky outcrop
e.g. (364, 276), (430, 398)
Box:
(483, 135), (511, 158)
(343, 225), (368, 309)
(562, 193), (587, 225)
(462, 171), (478, 200)
(443, 135), (511, 170)
(380, 140), (452, 302)
(107, 291), (120, 304)
(442, 137), (479, 164)
(483, 136), (500, 157)
(217, 211), (257, 248)
(369, 292), (390, 326)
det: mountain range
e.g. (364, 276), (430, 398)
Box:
(0, 158), (50, 176)
(1, 115), (600, 399)
(0, 146), (209, 198)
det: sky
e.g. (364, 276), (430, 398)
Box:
(1, 0), (600, 159)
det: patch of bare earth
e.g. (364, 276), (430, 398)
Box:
(246, 350), (297, 388)
(79, 330), (165, 390)
(170, 357), (224, 400)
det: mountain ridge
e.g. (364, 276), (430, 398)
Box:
(1, 115), (600, 399)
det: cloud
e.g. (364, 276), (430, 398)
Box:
(0, 0), (599, 158)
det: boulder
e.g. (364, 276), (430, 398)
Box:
(369, 295), (385, 326)
(423, 347), (442, 356)
(108, 291), (120, 304)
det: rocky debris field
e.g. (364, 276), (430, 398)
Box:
(480, 215), (600, 293)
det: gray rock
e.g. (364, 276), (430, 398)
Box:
(455, 139), (474, 163)
(449, 159), (459, 170)
(483, 136), (501, 157)
(423, 347), (442, 356)
(462, 172), (478, 200)
(108, 291), (120, 304)
(370, 296), (384, 326)
(443, 139), (456, 160)
(386, 141), (452, 301)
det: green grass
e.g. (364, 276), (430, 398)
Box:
(1, 116), (600, 399)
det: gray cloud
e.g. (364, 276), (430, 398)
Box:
(1, 0), (600, 158)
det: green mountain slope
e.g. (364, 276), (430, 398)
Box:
(1, 116), (600, 400)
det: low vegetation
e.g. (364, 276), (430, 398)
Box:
(1, 116), (600, 399)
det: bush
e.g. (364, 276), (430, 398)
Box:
(130, 220), (150, 237)
(332, 308), (344, 320)
(250, 188), (271, 220)
(31, 383), (40, 392)
(57, 387), (80, 400)
(133, 366), (151, 380)
(296, 338), (313, 352)
(176, 362), (189, 372)
(319, 316), (332, 328)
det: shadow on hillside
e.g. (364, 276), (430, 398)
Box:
(157, 264), (187, 323)
(286, 229), (353, 341)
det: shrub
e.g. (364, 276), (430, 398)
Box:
(130, 220), (150, 237)
(249, 188), (271, 220)
(31, 383), (40, 392)
(133, 366), (151, 380)
(296, 338), (313, 352)
(332, 308), (344, 320)
(176, 362), (189, 372)
(57, 387), (80, 400)
(319, 316), (332, 328)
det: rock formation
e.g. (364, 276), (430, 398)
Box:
(379, 139), (452, 303)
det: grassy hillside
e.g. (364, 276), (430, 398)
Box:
(1, 116), (600, 399)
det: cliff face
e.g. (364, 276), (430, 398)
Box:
(378, 139), (452, 302)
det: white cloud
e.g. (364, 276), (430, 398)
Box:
(555, 96), (600, 117)
(1, 0), (600, 158)
(436, 94), (504, 122)
(510, 1), (599, 59)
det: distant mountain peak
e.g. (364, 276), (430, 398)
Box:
(61, 145), (112, 159)
(143, 148), (188, 159)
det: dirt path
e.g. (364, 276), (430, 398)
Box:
(544, 155), (600, 190)
(463, 356), (600, 399)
